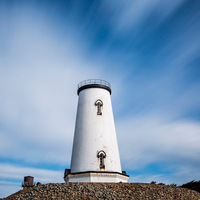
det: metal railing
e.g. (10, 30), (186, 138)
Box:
(78, 79), (111, 89)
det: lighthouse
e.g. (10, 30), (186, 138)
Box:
(64, 79), (129, 182)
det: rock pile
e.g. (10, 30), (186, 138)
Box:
(5, 182), (200, 200)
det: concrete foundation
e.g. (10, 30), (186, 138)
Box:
(64, 171), (129, 183)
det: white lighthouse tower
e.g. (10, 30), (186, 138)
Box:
(64, 79), (129, 182)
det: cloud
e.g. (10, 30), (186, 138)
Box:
(0, 2), (136, 166)
(0, 0), (200, 197)
(0, 163), (63, 198)
(118, 115), (200, 165)
(117, 114), (200, 183)
(0, 163), (63, 183)
(0, 8), (104, 165)
(129, 164), (200, 185)
(101, 0), (186, 34)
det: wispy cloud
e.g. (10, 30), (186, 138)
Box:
(0, 163), (63, 198)
(0, 0), (200, 198)
(117, 114), (200, 184)
(0, 8), (102, 165)
(118, 115), (200, 164)
(0, 163), (63, 183)
(101, 0), (186, 34)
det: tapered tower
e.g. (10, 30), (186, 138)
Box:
(64, 79), (129, 182)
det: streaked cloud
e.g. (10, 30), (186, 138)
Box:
(0, 0), (200, 198)
(117, 114), (200, 184)
(0, 163), (63, 197)
(0, 6), (101, 165)
(0, 163), (63, 182)
(104, 0), (186, 33)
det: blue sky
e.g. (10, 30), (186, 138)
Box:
(0, 0), (200, 197)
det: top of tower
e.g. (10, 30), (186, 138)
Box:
(77, 79), (111, 95)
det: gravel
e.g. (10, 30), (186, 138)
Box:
(4, 182), (200, 200)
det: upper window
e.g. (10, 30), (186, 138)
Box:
(95, 99), (103, 115)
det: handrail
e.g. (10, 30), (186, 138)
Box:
(78, 79), (111, 90)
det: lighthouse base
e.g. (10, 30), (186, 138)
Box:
(64, 171), (129, 183)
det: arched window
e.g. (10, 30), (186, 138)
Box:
(95, 99), (103, 115)
(99, 154), (104, 168)
(97, 150), (106, 169)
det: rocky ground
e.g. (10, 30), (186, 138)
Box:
(4, 182), (200, 200)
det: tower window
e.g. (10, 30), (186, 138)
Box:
(97, 150), (106, 169)
(99, 154), (104, 168)
(95, 99), (103, 115)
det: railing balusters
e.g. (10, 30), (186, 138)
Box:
(78, 79), (111, 90)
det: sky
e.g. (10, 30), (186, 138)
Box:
(0, 0), (200, 197)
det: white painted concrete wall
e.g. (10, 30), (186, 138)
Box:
(70, 87), (122, 174)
